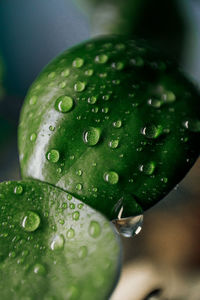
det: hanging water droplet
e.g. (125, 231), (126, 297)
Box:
(109, 140), (119, 149)
(139, 162), (156, 175)
(95, 54), (108, 64)
(183, 119), (200, 132)
(14, 184), (23, 195)
(113, 120), (122, 128)
(50, 234), (64, 251)
(141, 124), (163, 139)
(104, 171), (119, 184)
(72, 57), (84, 68)
(89, 221), (101, 238)
(74, 81), (86, 92)
(22, 211), (40, 232)
(46, 149), (60, 163)
(112, 214), (143, 238)
(55, 96), (74, 113)
(83, 127), (101, 146)
(88, 96), (97, 104)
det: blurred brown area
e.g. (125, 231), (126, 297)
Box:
(112, 158), (200, 300)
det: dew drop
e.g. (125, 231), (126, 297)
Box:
(83, 127), (101, 146)
(109, 140), (119, 149)
(76, 183), (83, 191)
(66, 228), (75, 239)
(141, 124), (163, 139)
(22, 211), (40, 232)
(88, 96), (97, 104)
(50, 234), (64, 251)
(46, 149), (60, 163)
(95, 54), (108, 64)
(139, 161), (156, 175)
(72, 211), (80, 221)
(74, 81), (86, 92)
(104, 171), (119, 184)
(72, 57), (84, 68)
(14, 185), (23, 195)
(55, 96), (74, 113)
(89, 221), (101, 238)
(113, 120), (122, 128)
(112, 214), (143, 238)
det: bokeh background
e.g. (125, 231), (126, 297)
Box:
(0, 1), (199, 299)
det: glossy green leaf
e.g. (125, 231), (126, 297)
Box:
(18, 36), (200, 220)
(0, 180), (121, 300)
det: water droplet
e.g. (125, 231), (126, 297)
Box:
(59, 81), (66, 89)
(78, 246), (88, 258)
(183, 119), (200, 132)
(66, 228), (75, 239)
(115, 43), (126, 50)
(33, 263), (46, 275)
(139, 162), (156, 175)
(76, 183), (83, 191)
(14, 185), (23, 195)
(161, 91), (176, 103)
(48, 72), (56, 79)
(30, 133), (37, 142)
(88, 96), (97, 104)
(83, 127), (101, 146)
(78, 203), (84, 209)
(49, 125), (55, 131)
(89, 221), (101, 238)
(29, 95), (37, 105)
(55, 96), (74, 113)
(142, 124), (163, 139)
(130, 57), (144, 67)
(112, 62), (124, 70)
(161, 177), (168, 183)
(46, 149), (60, 163)
(61, 68), (70, 77)
(76, 169), (82, 176)
(102, 95), (110, 101)
(109, 140), (119, 149)
(74, 81), (86, 92)
(85, 69), (94, 76)
(22, 211), (40, 232)
(95, 54), (108, 64)
(72, 211), (80, 221)
(72, 57), (84, 68)
(104, 171), (119, 184)
(113, 120), (122, 128)
(147, 98), (162, 108)
(50, 234), (64, 251)
(112, 214), (143, 238)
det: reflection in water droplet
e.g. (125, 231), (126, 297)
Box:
(139, 161), (156, 175)
(183, 119), (200, 132)
(104, 171), (119, 184)
(83, 127), (101, 146)
(142, 124), (163, 139)
(113, 120), (122, 128)
(74, 81), (86, 92)
(109, 140), (119, 149)
(30, 133), (37, 142)
(22, 211), (40, 232)
(88, 96), (97, 104)
(55, 96), (74, 113)
(14, 185), (23, 195)
(50, 234), (64, 251)
(147, 99), (162, 108)
(112, 213), (143, 238)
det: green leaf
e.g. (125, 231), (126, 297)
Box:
(0, 180), (121, 300)
(18, 36), (200, 220)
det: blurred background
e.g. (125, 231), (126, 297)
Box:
(0, 0), (199, 299)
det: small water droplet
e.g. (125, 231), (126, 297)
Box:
(46, 149), (60, 163)
(50, 234), (64, 251)
(78, 246), (88, 258)
(102, 95), (110, 101)
(88, 96), (97, 104)
(22, 211), (40, 232)
(109, 140), (119, 149)
(142, 124), (163, 139)
(83, 127), (101, 146)
(112, 61), (124, 70)
(74, 81), (86, 92)
(33, 263), (46, 275)
(72, 57), (84, 68)
(59, 81), (66, 89)
(161, 177), (168, 183)
(29, 95), (37, 105)
(113, 120), (122, 128)
(30, 133), (37, 142)
(95, 54), (108, 64)
(183, 119), (200, 132)
(76, 169), (82, 176)
(104, 171), (119, 184)
(130, 57), (144, 67)
(85, 69), (94, 76)
(14, 184), (23, 195)
(66, 228), (75, 239)
(89, 221), (101, 238)
(72, 211), (80, 221)
(161, 91), (176, 103)
(55, 96), (74, 113)
(49, 125), (55, 131)
(48, 72), (56, 79)
(139, 162), (156, 175)
(147, 98), (162, 108)
(61, 68), (70, 77)
(112, 214), (143, 238)
(76, 183), (83, 191)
